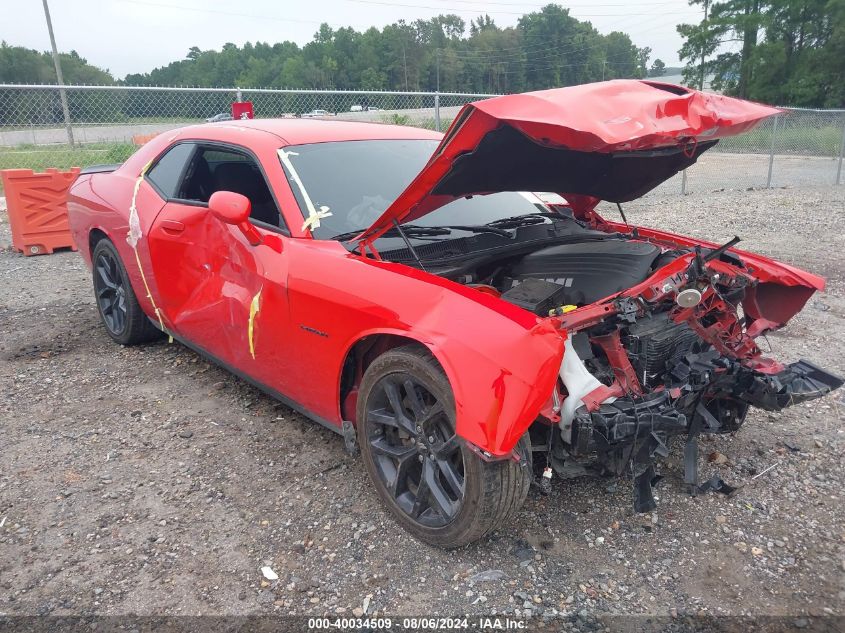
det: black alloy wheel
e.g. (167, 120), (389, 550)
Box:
(94, 248), (128, 336)
(357, 345), (532, 548)
(91, 239), (162, 346)
(365, 372), (465, 528)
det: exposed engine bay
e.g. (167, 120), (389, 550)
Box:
(501, 239), (663, 309)
(413, 214), (844, 512)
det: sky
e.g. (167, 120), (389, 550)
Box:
(4, 0), (705, 80)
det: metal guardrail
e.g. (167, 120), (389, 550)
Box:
(0, 84), (843, 193)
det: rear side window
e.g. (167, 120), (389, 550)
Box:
(146, 143), (195, 199)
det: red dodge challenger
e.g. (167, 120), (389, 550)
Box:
(67, 80), (842, 547)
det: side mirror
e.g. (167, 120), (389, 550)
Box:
(208, 191), (262, 246)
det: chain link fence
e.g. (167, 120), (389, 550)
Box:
(1, 84), (843, 194)
(654, 107), (845, 195)
(0, 85), (489, 175)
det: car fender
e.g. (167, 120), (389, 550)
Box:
(286, 240), (565, 457)
(342, 318), (564, 457)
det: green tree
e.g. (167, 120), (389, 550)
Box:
(649, 58), (667, 76)
(3, 5), (656, 97)
(677, 0), (841, 105)
(359, 67), (387, 90)
(0, 42), (112, 84)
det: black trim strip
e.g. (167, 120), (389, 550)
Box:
(80, 163), (122, 175)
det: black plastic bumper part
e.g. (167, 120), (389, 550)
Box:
(738, 360), (844, 411)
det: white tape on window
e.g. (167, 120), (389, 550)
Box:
(278, 149), (332, 232)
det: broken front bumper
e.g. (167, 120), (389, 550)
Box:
(566, 355), (842, 511)
(737, 359), (844, 411)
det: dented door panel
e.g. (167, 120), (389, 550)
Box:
(148, 204), (292, 376)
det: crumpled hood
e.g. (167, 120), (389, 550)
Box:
(358, 80), (780, 242)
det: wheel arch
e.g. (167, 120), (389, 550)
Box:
(87, 226), (161, 327)
(335, 320), (564, 458)
(88, 227), (110, 256)
(338, 330), (454, 427)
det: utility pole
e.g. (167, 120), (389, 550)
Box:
(402, 45), (409, 92)
(699, 0), (710, 91)
(42, 0), (74, 146)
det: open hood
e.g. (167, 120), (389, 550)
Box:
(358, 80), (780, 243)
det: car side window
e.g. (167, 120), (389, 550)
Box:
(146, 143), (196, 199)
(180, 145), (283, 229)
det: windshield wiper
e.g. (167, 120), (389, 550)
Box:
(332, 223), (509, 242)
(387, 224), (453, 237)
(438, 224), (512, 238)
(485, 212), (565, 229)
(430, 213), (564, 237)
(332, 230), (363, 242)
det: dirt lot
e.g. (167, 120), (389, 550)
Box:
(1, 186), (844, 626)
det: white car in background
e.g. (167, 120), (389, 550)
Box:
(302, 109), (335, 118)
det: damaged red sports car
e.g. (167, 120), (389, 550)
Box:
(67, 80), (842, 547)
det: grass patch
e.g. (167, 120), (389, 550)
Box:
(713, 124), (844, 155)
(0, 142), (137, 195)
(379, 113), (454, 131)
(1, 117), (201, 132)
(0, 142), (137, 172)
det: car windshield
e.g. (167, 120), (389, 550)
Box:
(279, 139), (545, 240)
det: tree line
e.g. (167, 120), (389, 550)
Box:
(0, 43), (114, 85)
(5, 1), (841, 109)
(0, 4), (665, 126)
(122, 5), (656, 93)
(3, 4), (658, 95)
(678, 0), (844, 107)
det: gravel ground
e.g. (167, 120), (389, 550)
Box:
(0, 186), (844, 627)
(651, 153), (843, 196)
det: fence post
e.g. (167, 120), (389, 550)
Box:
(236, 87), (243, 103)
(434, 92), (441, 132)
(766, 114), (780, 188)
(681, 169), (687, 195)
(836, 115), (845, 186)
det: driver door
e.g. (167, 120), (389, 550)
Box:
(145, 141), (291, 372)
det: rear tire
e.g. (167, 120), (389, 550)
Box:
(92, 238), (162, 346)
(357, 345), (532, 548)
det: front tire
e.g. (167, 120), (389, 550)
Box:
(356, 345), (531, 548)
(92, 238), (162, 346)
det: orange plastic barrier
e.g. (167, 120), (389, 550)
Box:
(1, 167), (80, 256)
(132, 133), (158, 146)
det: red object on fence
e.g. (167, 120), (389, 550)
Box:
(232, 101), (254, 120)
(1, 167), (80, 256)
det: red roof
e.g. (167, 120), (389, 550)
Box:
(193, 118), (444, 145)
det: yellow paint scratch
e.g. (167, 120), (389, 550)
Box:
(248, 288), (262, 359)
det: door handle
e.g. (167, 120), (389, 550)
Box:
(161, 219), (185, 233)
